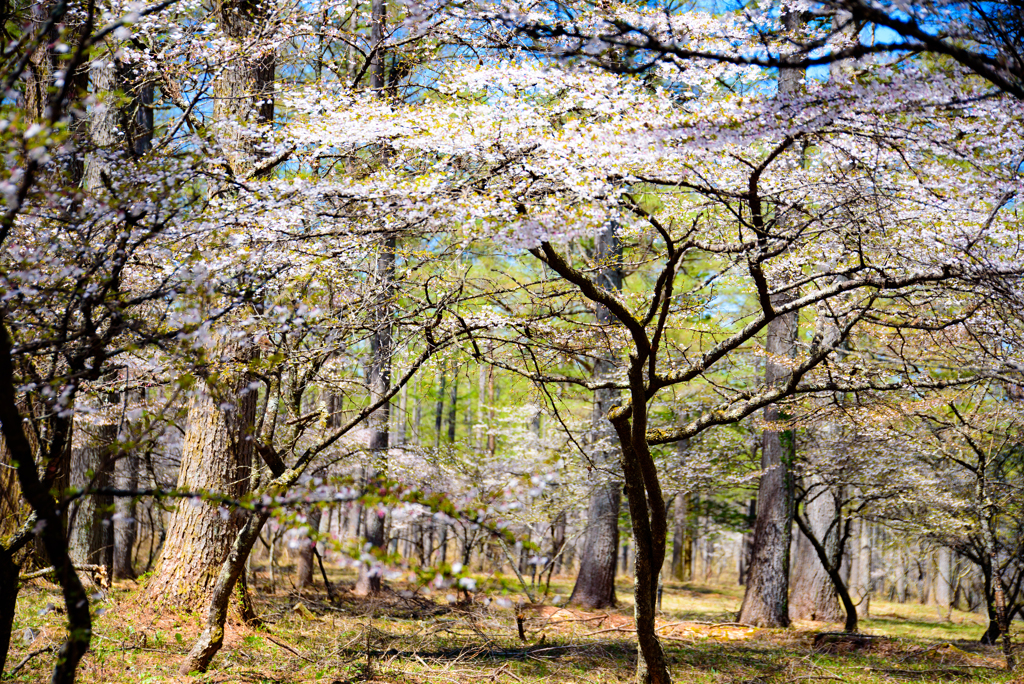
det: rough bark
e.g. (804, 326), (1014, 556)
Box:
(569, 225), (622, 610)
(84, 48), (154, 191)
(112, 450), (139, 580)
(68, 423), (116, 577)
(790, 481), (843, 622)
(296, 507), (322, 588)
(569, 481), (621, 608)
(355, 232), (393, 595)
(143, 336), (258, 610)
(793, 513), (858, 632)
(670, 438), (692, 582)
(212, 0), (276, 178)
(738, 290), (798, 627)
(180, 510), (270, 674)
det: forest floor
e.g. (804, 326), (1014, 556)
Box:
(5, 561), (1017, 684)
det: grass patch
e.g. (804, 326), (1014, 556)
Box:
(4, 566), (1014, 684)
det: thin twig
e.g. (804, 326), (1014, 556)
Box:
(264, 635), (314, 663)
(6, 646), (51, 677)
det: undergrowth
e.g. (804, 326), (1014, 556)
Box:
(3, 563), (1016, 684)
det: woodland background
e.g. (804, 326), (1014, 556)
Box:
(1, 0), (1024, 682)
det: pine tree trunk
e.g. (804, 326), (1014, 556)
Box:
(68, 423), (116, 574)
(297, 507), (322, 588)
(737, 28), (800, 625)
(934, 547), (953, 620)
(355, 129), (394, 599)
(144, 336), (258, 610)
(738, 290), (797, 627)
(211, 0), (275, 179)
(112, 450), (139, 580)
(569, 224), (622, 610)
(855, 519), (872, 619)
(790, 480), (843, 622)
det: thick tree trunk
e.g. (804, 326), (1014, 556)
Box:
(180, 509), (271, 674)
(738, 290), (797, 627)
(569, 225), (622, 610)
(112, 450), (139, 580)
(793, 513), (858, 632)
(790, 481), (843, 622)
(670, 437), (692, 582)
(569, 481), (620, 608)
(144, 336), (258, 610)
(354, 4), (391, 595)
(737, 31), (801, 624)
(211, 0), (275, 179)
(68, 424), (116, 576)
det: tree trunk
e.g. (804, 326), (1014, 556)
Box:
(68, 423), (116, 576)
(296, 507), (322, 588)
(738, 290), (797, 627)
(895, 547), (907, 603)
(737, 32), (800, 624)
(0, 545), (17, 674)
(180, 510), (271, 674)
(143, 336), (258, 610)
(551, 511), (566, 576)
(434, 365), (445, 450)
(355, 72), (394, 594)
(447, 372), (458, 443)
(854, 518), (872, 619)
(671, 490), (693, 582)
(112, 450), (139, 580)
(569, 224), (622, 610)
(934, 547), (953, 620)
(793, 512), (858, 632)
(569, 481), (620, 608)
(211, 0), (275, 179)
(790, 481), (843, 622)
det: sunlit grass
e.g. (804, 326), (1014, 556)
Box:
(5, 565), (1013, 684)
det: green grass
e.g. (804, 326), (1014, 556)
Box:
(3, 567), (1015, 684)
